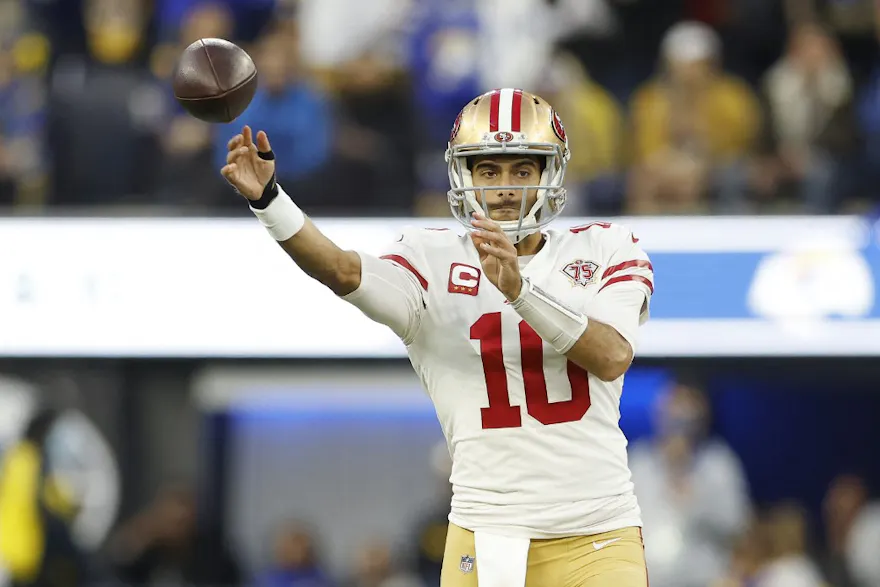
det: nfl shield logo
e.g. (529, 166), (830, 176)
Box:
(459, 554), (475, 573)
(562, 259), (600, 287)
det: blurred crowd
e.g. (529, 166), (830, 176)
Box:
(1, 375), (880, 587)
(3, 0), (880, 216)
(2, 1), (880, 585)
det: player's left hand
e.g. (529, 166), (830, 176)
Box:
(471, 212), (522, 301)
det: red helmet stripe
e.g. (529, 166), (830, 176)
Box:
(489, 90), (500, 132)
(494, 89), (519, 133)
(511, 89), (523, 132)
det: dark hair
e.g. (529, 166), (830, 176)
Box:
(672, 370), (706, 391)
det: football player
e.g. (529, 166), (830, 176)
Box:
(221, 88), (654, 587)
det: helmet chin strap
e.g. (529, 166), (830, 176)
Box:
(496, 219), (540, 244)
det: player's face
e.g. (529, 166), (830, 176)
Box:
(155, 491), (196, 543)
(470, 155), (541, 222)
(658, 383), (708, 440)
(273, 528), (314, 568)
(257, 36), (291, 92)
(667, 57), (714, 87)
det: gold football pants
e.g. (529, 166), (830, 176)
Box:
(440, 523), (648, 587)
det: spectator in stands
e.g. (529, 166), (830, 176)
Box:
(410, 442), (453, 587)
(823, 474), (880, 587)
(213, 22), (334, 212)
(152, 2), (234, 208)
(330, 47), (417, 216)
(474, 0), (558, 91)
(48, 0), (165, 206)
(0, 1), (50, 208)
(856, 19), (880, 208)
(0, 408), (89, 587)
(296, 0), (410, 70)
(406, 1), (481, 212)
(108, 483), (242, 587)
(406, 0), (480, 148)
(711, 519), (766, 587)
(629, 377), (751, 587)
(344, 541), (423, 587)
(823, 474), (866, 587)
(753, 503), (825, 587)
(0, 131), (13, 204)
(538, 49), (625, 215)
(155, 0), (276, 43)
(758, 21), (855, 213)
(785, 0), (878, 82)
(627, 21), (761, 214)
(150, 1), (236, 93)
(256, 521), (334, 587)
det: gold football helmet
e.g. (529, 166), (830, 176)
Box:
(445, 88), (571, 243)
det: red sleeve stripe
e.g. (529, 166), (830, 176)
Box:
(599, 275), (654, 294)
(380, 254), (428, 291)
(602, 260), (653, 280)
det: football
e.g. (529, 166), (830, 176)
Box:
(173, 38), (258, 123)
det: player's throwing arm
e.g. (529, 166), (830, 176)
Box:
(221, 126), (361, 295)
(220, 126), (423, 342)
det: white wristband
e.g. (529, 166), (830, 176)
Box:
(250, 185), (306, 241)
(510, 277), (588, 354)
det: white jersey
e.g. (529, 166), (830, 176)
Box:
(343, 221), (654, 539)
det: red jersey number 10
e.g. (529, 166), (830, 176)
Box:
(470, 312), (591, 429)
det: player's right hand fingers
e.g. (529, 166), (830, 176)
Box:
(220, 163), (237, 180)
(242, 125), (253, 147)
(227, 134), (242, 151)
(256, 130), (272, 153)
(226, 145), (250, 165)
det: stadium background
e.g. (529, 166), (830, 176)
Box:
(1, 0), (880, 586)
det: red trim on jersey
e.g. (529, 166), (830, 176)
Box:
(599, 275), (654, 294)
(602, 260), (654, 280)
(488, 90), (500, 132)
(380, 254), (428, 291)
(570, 222), (612, 234)
(511, 89), (523, 132)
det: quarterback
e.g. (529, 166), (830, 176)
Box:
(221, 89), (653, 587)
